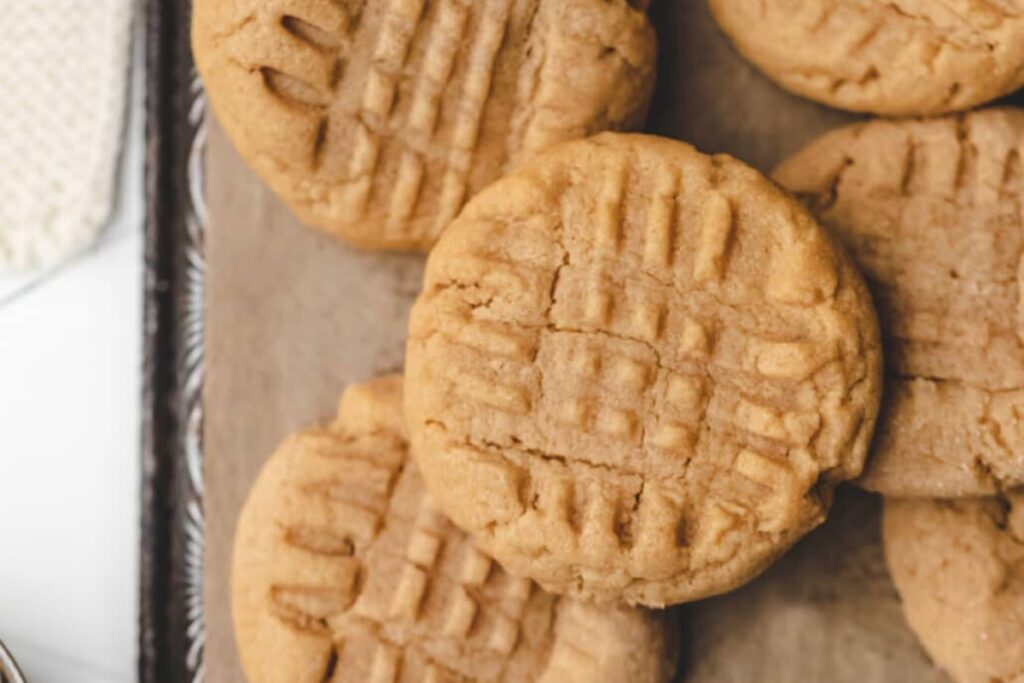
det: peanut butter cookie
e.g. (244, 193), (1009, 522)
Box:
(884, 494), (1024, 683)
(405, 133), (882, 606)
(708, 0), (1024, 116)
(232, 376), (679, 683)
(193, 0), (656, 250)
(776, 108), (1024, 497)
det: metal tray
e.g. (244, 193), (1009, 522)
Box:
(140, 0), (206, 681)
(139, 1), (1024, 681)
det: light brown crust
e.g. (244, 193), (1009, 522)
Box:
(708, 0), (1024, 116)
(192, 0), (656, 250)
(231, 376), (679, 683)
(405, 133), (882, 606)
(883, 494), (1024, 683)
(775, 108), (1024, 497)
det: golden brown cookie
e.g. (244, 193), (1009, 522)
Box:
(193, 0), (656, 250)
(232, 376), (680, 683)
(405, 133), (882, 607)
(775, 108), (1024, 497)
(883, 494), (1024, 683)
(708, 0), (1024, 116)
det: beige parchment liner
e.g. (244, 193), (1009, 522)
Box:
(204, 0), (974, 680)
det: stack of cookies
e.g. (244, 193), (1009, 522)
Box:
(775, 110), (1024, 683)
(193, 0), (1024, 681)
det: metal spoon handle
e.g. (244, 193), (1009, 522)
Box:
(0, 641), (26, 683)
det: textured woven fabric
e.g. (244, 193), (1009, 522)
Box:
(0, 0), (133, 271)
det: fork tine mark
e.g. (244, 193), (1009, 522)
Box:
(281, 15), (347, 51)
(261, 67), (331, 111)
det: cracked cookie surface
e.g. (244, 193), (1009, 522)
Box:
(405, 133), (882, 606)
(708, 0), (1024, 116)
(231, 375), (679, 683)
(193, 0), (656, 250)
(883, 494), (1024, 683)
(776, 108), (1024, 497)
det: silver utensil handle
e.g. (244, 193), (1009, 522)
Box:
(0, 641), (26, 683)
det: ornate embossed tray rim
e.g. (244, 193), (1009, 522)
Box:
(140, 0), (206, 681)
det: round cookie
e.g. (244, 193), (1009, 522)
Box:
(775, 108), (1024, 497)
(883, 494), (1024, 683)
(708, 0), (1024, 116)
(193, 0), (656, 250)
(232, 376), (680, 683)
(405, 133), (882, 606)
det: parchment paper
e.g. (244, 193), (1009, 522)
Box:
(204, 1), (947, 680)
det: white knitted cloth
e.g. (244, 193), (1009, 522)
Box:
(0, 0), (133, 271)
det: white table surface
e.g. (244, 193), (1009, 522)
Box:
(0, 30), (144, 683)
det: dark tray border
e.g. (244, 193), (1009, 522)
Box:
(140, 0), (207, 681)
